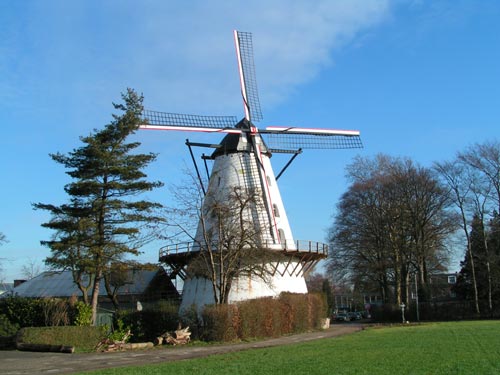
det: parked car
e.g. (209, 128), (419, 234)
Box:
(335, 313), (350, 322)
(351, 312), (363, 320)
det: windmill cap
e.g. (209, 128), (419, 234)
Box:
(211, 118), (270, 158)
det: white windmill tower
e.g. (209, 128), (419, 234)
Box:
(140, 31), (362, 311)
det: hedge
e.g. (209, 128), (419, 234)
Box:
(200, 292), (327, 342)
(16, 326), (107, 352)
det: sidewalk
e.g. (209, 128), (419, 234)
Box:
(0, 323), (363, 375)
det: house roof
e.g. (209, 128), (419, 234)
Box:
(6, 269), (161, 298)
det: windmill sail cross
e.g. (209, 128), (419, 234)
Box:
(138, 30), (363, 312)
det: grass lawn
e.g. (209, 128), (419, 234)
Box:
(79, 320), (500, 375)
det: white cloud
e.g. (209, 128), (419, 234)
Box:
(0, 0), (392, 121)
(136, 0), (392, 116)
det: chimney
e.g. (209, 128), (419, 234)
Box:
(14, 279), (27, 287)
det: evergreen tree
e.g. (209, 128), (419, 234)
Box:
(487, 212), (500, 302)
(34, 89), (164, 322)
(454, 215), (488, 302)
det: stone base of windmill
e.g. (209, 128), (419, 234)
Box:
(179, 261), (309, 313)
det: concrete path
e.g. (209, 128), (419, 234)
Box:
(0, 323), (363, 374)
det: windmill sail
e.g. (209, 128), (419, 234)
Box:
(234, 31), (263, 123)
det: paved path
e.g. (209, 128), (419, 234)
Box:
(0, 323), (363, 374)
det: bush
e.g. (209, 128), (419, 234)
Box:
(16, 326), (107, 352)
(73, 301), (93, 326)
(179, 304), (202, 339)
(118, 300), (180, 342)
(0, 296), (46, 327)
(0, 296), (81, 328)
(201, 304), (239, 342)
(0, 314), (19, 337)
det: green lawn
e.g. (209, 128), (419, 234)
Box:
(80, 321), (500, 375)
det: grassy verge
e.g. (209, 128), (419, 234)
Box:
(78, 320), (500, 375)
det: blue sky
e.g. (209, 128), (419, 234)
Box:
(1, 0), (499, 282)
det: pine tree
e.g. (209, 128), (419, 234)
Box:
(454, 215), (488, 303)
(34, 89), (164, 322)
(487, 212), (500, 302)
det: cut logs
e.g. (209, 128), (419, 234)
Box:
(156, 326), (191, 346)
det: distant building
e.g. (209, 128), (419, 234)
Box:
(4, 267), (180, 310)
(428, 272), (458, 301)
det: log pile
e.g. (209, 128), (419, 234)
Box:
(155, 326), (191, 346)
(16, 342), (75, 353)
(95, 330), (132, 352)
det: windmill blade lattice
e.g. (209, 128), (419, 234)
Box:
(235, 31), (263, 123)
(142, 110), (238, 129)
(261, 132), (363, 150)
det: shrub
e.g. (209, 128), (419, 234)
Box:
(73, 301), (93, 326)
(16, 326), (107, 352)
(0, 296), (45, 327)
(179, 304), (202, 339)
(201, 304), (239, 342)
(108, 318), (131, 343)
(118, 300), (180, 342)
(0, 296), (82, 328)
(40, 298), (71, 326)
(0, 314), (19, 337)
(238, 297), (282, 338)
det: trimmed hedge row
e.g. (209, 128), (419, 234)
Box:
(116, 293), (327, 343)
(200, 293), (327, 342)
(16, 326), (107, 352)
(0, 296), (81, 327)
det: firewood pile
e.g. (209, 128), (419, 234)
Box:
(95, 330), (132, 352)
(155, 326), (191, 346)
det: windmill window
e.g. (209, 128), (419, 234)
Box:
(273, 204), (280, 217)
(267, 176), (272, 186)
(278, 229), (286, 247)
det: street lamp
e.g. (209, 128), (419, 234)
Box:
(400, 303), (406, 324)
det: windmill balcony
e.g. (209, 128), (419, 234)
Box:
(159, 239), (328, 259)
(158, 239), (328, 281)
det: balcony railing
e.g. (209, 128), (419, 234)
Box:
(159, 239), (328, 259)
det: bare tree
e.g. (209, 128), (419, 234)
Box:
(329, 155), (455, 305)
(170, 173), (279, 305)
(21, 258), (43, 280)
(0, 232), (7, 282)
(457, 140), (500, 311)
(434, 160), (481, 314)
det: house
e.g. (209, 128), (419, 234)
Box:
(428, 272), (458, 301)
(4, 267), (180, 310)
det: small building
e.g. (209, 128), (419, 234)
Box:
(5, 267), (180, 310)
(428, 272), (458, 301)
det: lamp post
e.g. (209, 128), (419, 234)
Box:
(415, 273), (420, 322)
(400, 303), (406, 324)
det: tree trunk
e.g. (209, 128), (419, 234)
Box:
(481, 222), (493, 312)
(466, 240), (480, 315)
(104, 274), (120, 310)
(90, 270), (102, 325)
(16, 343), (75, 353)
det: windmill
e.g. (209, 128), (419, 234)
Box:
(140, 31), (362, 311)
